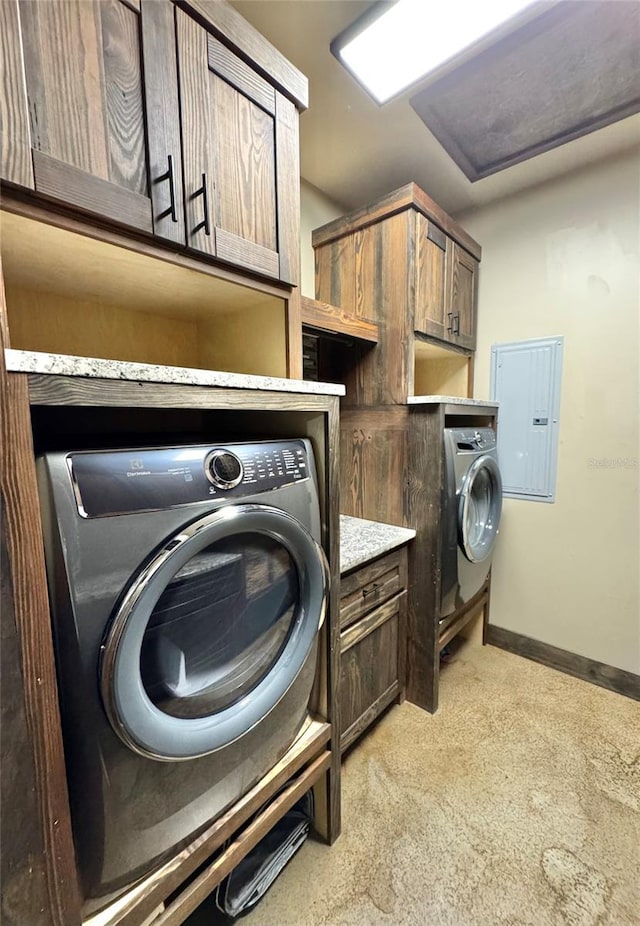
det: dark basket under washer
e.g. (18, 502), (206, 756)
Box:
(214, 790), (314, 920)
(37, 439), (328, 913)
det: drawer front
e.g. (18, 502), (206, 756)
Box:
(340, 548), (407, 629)
(339, 591), (405, 750)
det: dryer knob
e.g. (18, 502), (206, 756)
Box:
(474, 430), (484, 447)
(206, 450), (244, 489)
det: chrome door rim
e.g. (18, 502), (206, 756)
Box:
(458, 455), (503, 564)
(100, 503), (328, 761)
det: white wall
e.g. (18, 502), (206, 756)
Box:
(300, 179), (347, 298)
(459, 149), (640, 674)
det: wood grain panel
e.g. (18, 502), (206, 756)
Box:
(26, 374), (334, 414)
(211, 71), (277, 251)
(20, 0), (110, 177)
(100, 0), (147, 194)
(1, 498), (50, 926)
(340, 682), (400, 753)
(176, 8), (216, 257)
(177, 0), (308, 109)
(406, 405), (445, 713)
(339, 406), (408, 525)
(340, 592), (406, 654)
(274, 90), (300, 286)
(285, 287), (303, 379)
(415, 213), (448, 340)
(207, 33), (275, 113)
(326, 395), (343, 842)
(0, 0), (34, 188)
(215, 227), (279, 279)
(314, 235), (356, 314)
(1, 307), (82, 923)
(340, 549), (404, 630)
(352, 213), (413, 404)
(31, 149), (152, 232)
(311, 181), (481, 261)
(301, 296), (378, 343)
(340, 607), (399, 739)
(448, 242), (478, 350)
(140, 0), (185, 245)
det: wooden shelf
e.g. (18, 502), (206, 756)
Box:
(301, 296), (379, 344)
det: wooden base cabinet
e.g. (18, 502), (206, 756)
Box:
(339, 548), (408, 752)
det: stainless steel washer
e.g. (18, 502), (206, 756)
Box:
(441, 427), (503, 620)
(37, 439), (328, 911)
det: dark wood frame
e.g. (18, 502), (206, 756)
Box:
(1, 357), (342, 926)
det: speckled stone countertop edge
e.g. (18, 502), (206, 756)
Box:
(4, 349), (346, 397)
(340, 514), (416, 575)
(407, 394), (499, 407)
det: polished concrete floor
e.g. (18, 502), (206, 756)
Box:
(188, 628), (640, 926)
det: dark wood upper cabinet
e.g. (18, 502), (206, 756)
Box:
(1, 0), (305, 284)
(414, 215), (448, 342)
(1, 0), (34, 190)
(414, 215), (478, 350)
(447, 242), (477, 350)
(176, 9), (299, 283)
(8, 0), (185, 244)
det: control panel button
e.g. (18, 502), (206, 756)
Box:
(205, 450), (244, 490)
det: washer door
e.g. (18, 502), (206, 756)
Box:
(100, 504), (328, 761)
(458, 455), (503, 564)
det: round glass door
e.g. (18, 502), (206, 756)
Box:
(458, 455), (503, 563)
(100, 504), (328, 761)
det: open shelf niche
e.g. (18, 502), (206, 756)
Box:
(1, 211), (290, 378)
(413, 337), (473, 398)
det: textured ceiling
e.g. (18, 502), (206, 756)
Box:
(231, 1), (640, 217)
(411, 1), (640, 181)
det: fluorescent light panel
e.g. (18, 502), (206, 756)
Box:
(337, 0), (534, 104)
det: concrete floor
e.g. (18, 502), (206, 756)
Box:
(188, 630), (640, 926)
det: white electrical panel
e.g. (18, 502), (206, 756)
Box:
(490, 337), (564, 502)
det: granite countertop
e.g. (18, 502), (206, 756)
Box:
(340, 515), (416, 574)
(4, 349), (346, 397)
(407, 395), (499, 407)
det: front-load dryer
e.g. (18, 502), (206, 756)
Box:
(441, 428), (502, 620)
(37, 439), (328, 911)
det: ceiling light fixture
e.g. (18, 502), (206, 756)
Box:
(332, 0), (537, 105)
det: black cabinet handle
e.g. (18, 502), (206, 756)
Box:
(453, 313), (461, 335)
(156, 155), (177, 223)
(447, 311), (454, 332)
(193, 173), (211, 236)
(362, 582), (381, 598)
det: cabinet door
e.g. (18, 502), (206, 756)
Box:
(176, 10), (299, 284)
(448, 242), (478, 350)
(14, 0), (184, 243)
(339, 592), (405, 752)
(1, 1), (34, 189)
(414, 214), (448, 340)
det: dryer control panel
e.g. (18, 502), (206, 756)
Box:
(68, 440), (310, 518)
(451, 428), (496, 452)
